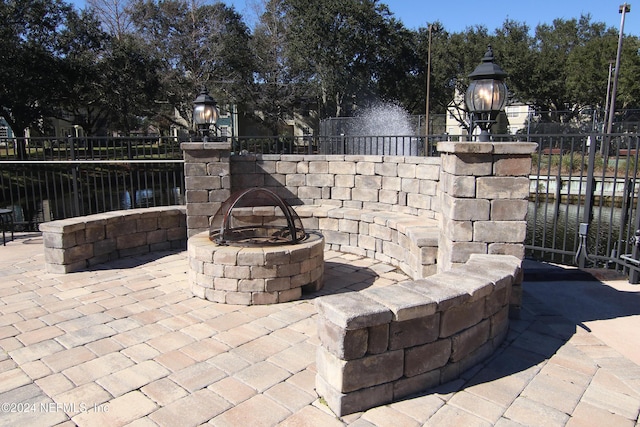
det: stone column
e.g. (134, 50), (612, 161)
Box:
(437, 141), (536, 272)
(181, 142), (232, 237)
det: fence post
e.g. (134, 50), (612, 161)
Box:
(69, 136), (81, 217)
(577, 134), (597, 268)
(628, 192), (640, 283)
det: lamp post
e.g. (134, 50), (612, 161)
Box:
(464, 46), (508, 142)
(193, 86), (220, 142)
(605, 3), (630, 137)
(425, 23), (432, 138)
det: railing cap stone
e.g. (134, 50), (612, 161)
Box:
(315, 292), (392, 330)
(362, 286), (437, 321)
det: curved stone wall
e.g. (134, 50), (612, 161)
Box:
(314, 253), (522, 416)
(40, 206), (186, 273)
(230, 153), (441, 220)
(293, 205), (439, 280)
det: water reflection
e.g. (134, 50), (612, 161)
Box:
(120, 187), (182, 210)
(525, 200), (634, 266)
(526, 200), (636, 266)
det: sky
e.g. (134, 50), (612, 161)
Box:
(70, 0), (639, 37)
(227, 0), (639, 36)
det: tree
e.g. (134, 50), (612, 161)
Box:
(491, 19), (535, 103)
(129, 0), (255, 132)
(250, 0), (315, 135)
(522, 17), (593, 123)
(65, 1), (161, 136)
(0, 0), (75, 157)
(563, 17), (617, 115)
(99, 34), (162, 134)
(57, 8), (111, 135)
(435, 16), (627, 133)
(612, 35), (640, 112)
(251, 0), (293, 134)
(282, 0), (408, 118)
(87, 0), (135, 39)
(443, 25), (491, 133)
(412, 23), (457, 116)
(371, 16), (420, 112)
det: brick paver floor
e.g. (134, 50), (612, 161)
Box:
(0, 234), (639, 426)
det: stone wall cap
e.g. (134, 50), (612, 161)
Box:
(362, 286), (437, 321)
(412, 156), (440, 164)
(400, 279), (470, 311)
(39, 206), (186, 233)
(308, 205), (336, 218)
(315, 292), (392, 329)
(181, 142), (203, 150)
(492, 142), (538, 154)
(466, 254), (522, 279)
(280, 154), (306, 161)
(452, 264), (513, 290)
(203, 142), (231, 150)
(159, 206), (187, 215)
(430, 271), (494, 301)
(437, 141), (537, 155)
(437, 141), (494, 154)
(349, 155), (383, 162)
(39, 219), (86, 233)
(181, 142), (231, 150)
(405, 226), (439, 245)
(468, 253), (521, 269)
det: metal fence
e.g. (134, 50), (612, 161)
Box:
(525, 132), (640, 281)
(4, 133), (640, 281)
(0, 134), (438, 230)
(231, 135), (441, 157)
(0, 136), (185, 230)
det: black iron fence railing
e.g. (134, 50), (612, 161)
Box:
(525, 132), (640, 281)
(231, 136), (316, 155)
(230, 135), (443, 157)
(3, 133), (640, 280)
(0, 135), (183, 161)
(0, 136), (184, 230)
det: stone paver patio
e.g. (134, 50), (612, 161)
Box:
(1, 233), (639, 426)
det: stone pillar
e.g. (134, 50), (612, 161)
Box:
(437, 141), (536, 273)
(181, 142), (232, 237)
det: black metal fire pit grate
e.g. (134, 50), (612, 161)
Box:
(209, 188), (306, 246)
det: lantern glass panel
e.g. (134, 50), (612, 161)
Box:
(465, 79), (508, 113)
(193, 104), (219, 126)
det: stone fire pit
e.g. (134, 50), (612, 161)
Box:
(187, 188), (324, 305)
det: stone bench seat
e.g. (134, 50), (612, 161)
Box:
(205, 203), (438, 280)
(39, 206), (186, 273)
(294, 205), (439, 280)
(314, 253), (522, 416)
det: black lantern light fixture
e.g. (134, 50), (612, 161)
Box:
(465, 46), (508, 142)
(193, 86), (220, 142)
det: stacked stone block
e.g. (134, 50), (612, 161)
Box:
(182, 142), (232, 237)
(315, 254), (522, 416)
(188, 230), (324, 305)
(293, 205), (438, 280)
(224, 153), (442, 280)
(40, 206), (186, 273)
(436, 141), (536, 274)
(230, 154), (440, 218)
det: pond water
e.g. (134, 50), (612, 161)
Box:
(526, 200), (637, 267)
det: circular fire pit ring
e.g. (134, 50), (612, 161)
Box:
(188, 230), (324, 305)
(209, 188), (306, 247)
(188, 188), (324, 305)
